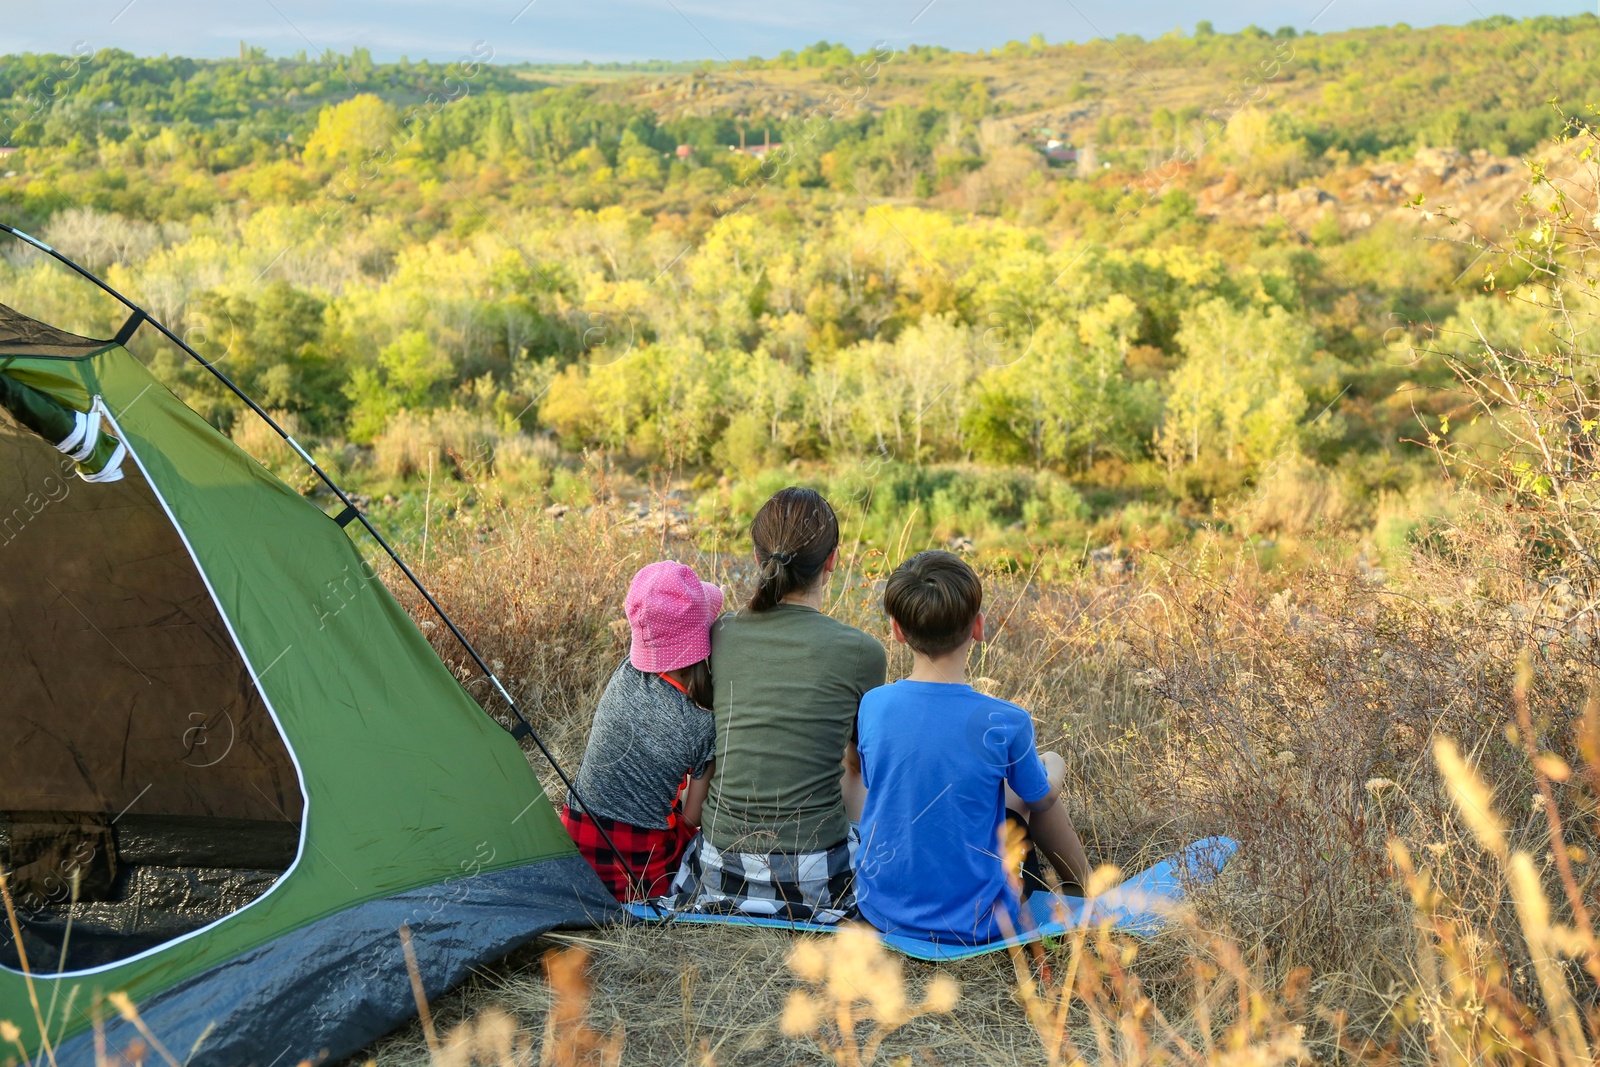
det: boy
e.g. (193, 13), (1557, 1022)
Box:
(855, 550), (1091, 943)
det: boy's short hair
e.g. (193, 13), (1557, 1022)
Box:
(883, 550), (983, 658)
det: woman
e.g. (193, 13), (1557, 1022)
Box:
(665, 487), (887, 922)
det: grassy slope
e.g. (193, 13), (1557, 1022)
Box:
(577, 19), (1590, 161)
(349, 470), (1593, 1064)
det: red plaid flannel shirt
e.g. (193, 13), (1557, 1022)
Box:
(561, 804), (695, 901)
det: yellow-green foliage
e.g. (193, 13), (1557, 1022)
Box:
(8, 20), (1583, 555)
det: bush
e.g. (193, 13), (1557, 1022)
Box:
(370, 408), (500, 482)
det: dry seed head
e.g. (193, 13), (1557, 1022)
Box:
(1433, 738), (1507, 857)
(788, 926), (914, 1027)
(787, 939), (827, 982)
(826, 926), (908, 1024)
(921, 974), (961, 1014)
(0, 1021), (19, 1044)
(107, 990), (139, 1023)
(1546, 924), (1593, 955)
(438, 1021), (478, 1067)
(1086, 864), (1123, 897)
(780, 991), (823, 1037)
(466, 1007), (519, 1067)
(1364, 777), (1396, 794)
(1000, 818), (1030, 895)
(1508, 852), (1551, 931)
(1533, 754), (1571, 781)
(1508, 850), (1592, 1061)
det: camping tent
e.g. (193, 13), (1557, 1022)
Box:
(0, 294), (618, 1065)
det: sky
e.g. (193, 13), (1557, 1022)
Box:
(5, 0), (1596, 64)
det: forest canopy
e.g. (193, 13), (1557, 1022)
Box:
(0, 15), (1583, 555)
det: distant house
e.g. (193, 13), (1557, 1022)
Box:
(0, 147), (18, 158)
(675, 144), (693, 159)
(730, 129), (782, 159)
(1039, 138), (1076, 165)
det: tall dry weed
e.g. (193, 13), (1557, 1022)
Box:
(778, 925), (960, 1066)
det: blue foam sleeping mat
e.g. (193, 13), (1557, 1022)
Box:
(626, 836), (1237, 961)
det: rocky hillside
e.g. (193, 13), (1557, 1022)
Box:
(1193, 145), (1582, 237)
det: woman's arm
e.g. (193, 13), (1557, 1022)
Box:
(682, 760), (714, 828)
(841, 741), (865, 824)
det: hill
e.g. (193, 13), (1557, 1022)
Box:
(0, 15), (1591, 563)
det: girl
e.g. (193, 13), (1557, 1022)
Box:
(561, 560), (722, 901)
(665, 487), (887, 922)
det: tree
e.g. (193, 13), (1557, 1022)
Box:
(303, 93), (398, 170)
(1159, 299), (1313, 469)
(344, 330), (453, 442)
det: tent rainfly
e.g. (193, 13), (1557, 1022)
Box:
(0, 244), (618, 1065)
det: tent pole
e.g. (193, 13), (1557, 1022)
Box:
(0, 223), (670, 918)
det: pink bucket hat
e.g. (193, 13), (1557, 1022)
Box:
(624, 561), (724, 674)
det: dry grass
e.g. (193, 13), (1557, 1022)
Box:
(14, 418), (1600, 1066)
(366, 926), (1060, 1067)
(353, 429), (1600, 1066)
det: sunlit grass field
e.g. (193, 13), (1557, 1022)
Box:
(335, 456), (1599, 1064)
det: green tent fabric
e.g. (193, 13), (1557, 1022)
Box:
(0, 370), (126, 479)
(0, 302), (617, 1064)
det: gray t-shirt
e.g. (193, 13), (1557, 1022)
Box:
(567, 661), (716, 830)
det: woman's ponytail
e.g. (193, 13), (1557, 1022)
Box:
(747, 487), (840, 612)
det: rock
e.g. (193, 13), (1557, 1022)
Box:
(1089, 545), (1128, 575)
(1414, 146), (1463, 177)
(545, 503), (570, 518)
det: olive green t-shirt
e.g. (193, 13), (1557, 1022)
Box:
(701, 605), (888, 854)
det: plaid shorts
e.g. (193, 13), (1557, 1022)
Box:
(560, 805), (694, 902)
(657, 827), (859, 924)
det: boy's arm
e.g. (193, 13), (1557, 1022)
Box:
(1015, 750), (1091, 887)
(682, 760), (714, 828)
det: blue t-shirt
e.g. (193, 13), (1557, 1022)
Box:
(855, 680), (1052, 943)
